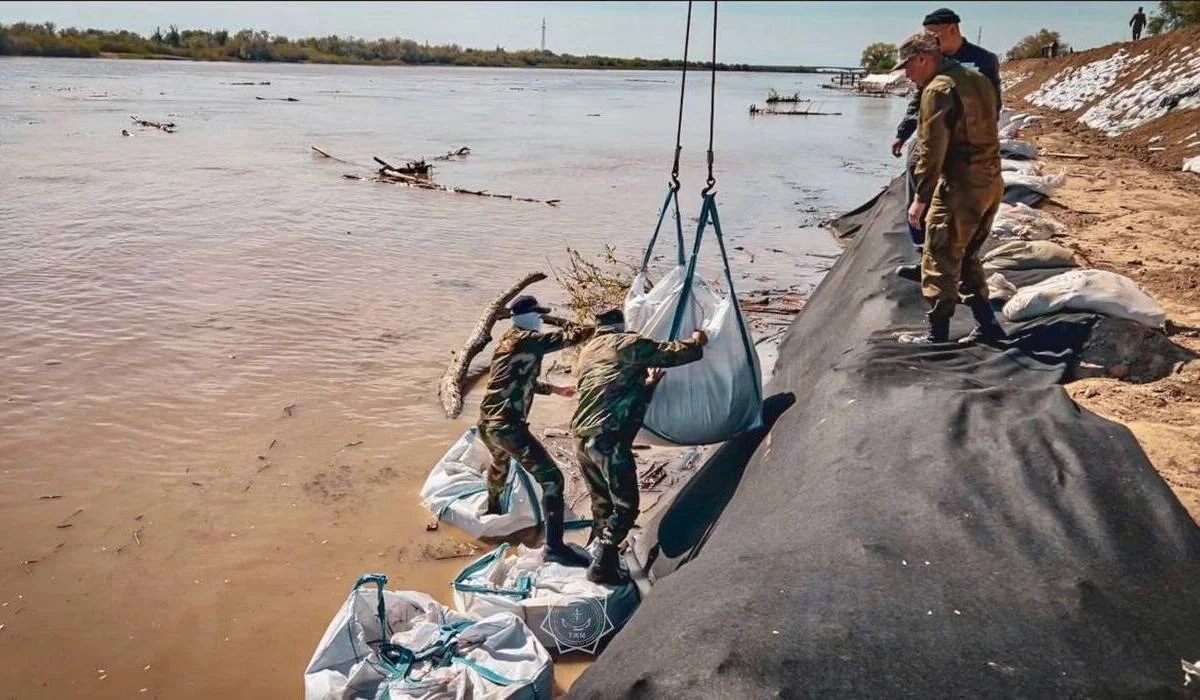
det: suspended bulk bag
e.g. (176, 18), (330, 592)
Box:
(625, 192), (763, 445)
(304, 574), (553, 700)
(420, 428), (585, 539)
(452, 543), (641, 656)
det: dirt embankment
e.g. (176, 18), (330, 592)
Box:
(1000, 30), (1200, 520)
(1004, 25), (1200, 173)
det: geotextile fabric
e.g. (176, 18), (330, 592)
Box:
(568, 177), (1200, 699)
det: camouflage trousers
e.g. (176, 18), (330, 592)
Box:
(477, 422), (564, 502)
(921, 182), (1003, 309)
(576, 431), (639, 547)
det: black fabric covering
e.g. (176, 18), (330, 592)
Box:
(570, 177), (1200, 698)
(1004, 183), (1048, 207)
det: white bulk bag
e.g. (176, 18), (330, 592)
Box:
(624, 265), (763, 445)
(420, 428), (585, 539)
(983, 240), (1078, 271)
(1003, 269), (1167, 328)
(304, 574), (553, 700)
(452, 543), (641, 655)
(1002, 170), (1067, 196)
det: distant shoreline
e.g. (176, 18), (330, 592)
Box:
(7, 52), (830, 74)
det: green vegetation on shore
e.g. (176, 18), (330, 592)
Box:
(0, 22), (821, 72)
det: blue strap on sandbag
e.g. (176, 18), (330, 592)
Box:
(639, 185), (688, 274)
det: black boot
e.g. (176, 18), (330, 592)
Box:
(960, 300), (1008, 345)
(898, 306), (952, 344)
(586, 543), (630, 586)
(542, 494), (590, 567)
(484, 491), (502, 516)
(894, 263), (921, 283)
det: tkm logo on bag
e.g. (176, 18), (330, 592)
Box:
(540, 597), (613, 654)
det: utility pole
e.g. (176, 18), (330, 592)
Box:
(977, 26), (983, 44)
(540, 18), (546, 51)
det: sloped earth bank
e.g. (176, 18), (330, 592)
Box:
(1004, 26), (1200, 173)
(1002, 79), (1200, 522)
(568, 176), (1200, 698)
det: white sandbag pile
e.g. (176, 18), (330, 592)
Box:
(983, 240), (1078, 271)
(420, 428), (584, 539)
(999, 113), (1042, 139)
(1003, 269), (1167, 328)
(991, 202), (1067, 241)
(305, 574), (554, 700)
(1185, 154), (1200, 174)
(1027, 49), (1141, 112)
(1002, 170), (1067, 196)
(453, 543), (641, 655)
(625, 265), (762, 445)
(986, 272), (1019, 302)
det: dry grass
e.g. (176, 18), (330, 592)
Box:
(550, 245), (645, 324)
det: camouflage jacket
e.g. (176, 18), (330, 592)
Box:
(895, 42), (1000, 143)
(570, 330), (703, 438)
(912, 59), (1002, 204)
(478, 323), (593, 426)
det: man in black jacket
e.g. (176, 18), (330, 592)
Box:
(893, 7), (1001, 283)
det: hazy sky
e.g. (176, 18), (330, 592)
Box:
(0, 1), (1143, 66)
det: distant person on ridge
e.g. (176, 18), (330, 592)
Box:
(893, 32), (1007, 345)
(1130, 7), (1148, 40)
(892, 7), (1001, 283)
(570, 308), (707, 585)
(477, 295), (594, 567)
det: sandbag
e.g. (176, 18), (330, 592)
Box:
(304, 574), (553, 700)
(1185, 154), (1200, 174)
(453, 543), (640, 655)
(1000, 158), (1043, 175)
(991, 202), (1066, 240)
(625, 265), (762, 445)
(983, 240), (1077, 271)
(1003, 268), (1167, 328)
(1002, 170), (1066, 196)
(986, 272), (1019, 302)
(999, 139), (1038, 160)
(420, 428), (584, 539)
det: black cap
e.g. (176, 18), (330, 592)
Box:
(922, 7), (961, 25)
(595, 307), (625, 327)
(509, 295), (551, 316)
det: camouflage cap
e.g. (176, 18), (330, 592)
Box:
(894, 31), (941, 69)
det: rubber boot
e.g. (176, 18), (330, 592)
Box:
(484, 491), (502, 516)
(542, 494), (590, 567)
(586, 543), (630, 586)
(960, 299), (1008, 345)
(894, 263), (921, 283)
(898, 306), (952, 344)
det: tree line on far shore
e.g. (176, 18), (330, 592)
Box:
(857, 1), (1199, 72)
(0, 22), (824, 72)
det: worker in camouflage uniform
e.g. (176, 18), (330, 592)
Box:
(570, 308), (707, 585)
(477, 295), (594, 567)
(895, 32), (1007, 345)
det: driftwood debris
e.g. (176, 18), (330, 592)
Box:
(374, 156), (433, 177)
(130, 116), (175, 132)
(256, 96), (300, 102)
(229, 81), (271, 85)
(438, 272), (547, 418)
(432, 146), (471, 161)
(749, 104), (842, 116)
(1041, 151), (1090, 160)
(315, 146), (559, 206)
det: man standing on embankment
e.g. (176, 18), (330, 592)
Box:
(893, 7), (1001, 282)
(894, 32), (1007, 345)
(1131, 7), (1148, 41)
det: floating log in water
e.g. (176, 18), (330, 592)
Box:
(432, 146), (472, 161)
(130, 115), (176, 132)
(256, 96), (299, 102)
(315, 147), (559, 206)
(438, 272), (548, 419)
(374, 155), (433, 177)
(749, 104), (842, 116)
(229, 81), (271, 85)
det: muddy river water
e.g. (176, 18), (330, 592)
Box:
(0, 56), (904, 697)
